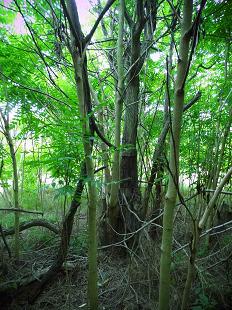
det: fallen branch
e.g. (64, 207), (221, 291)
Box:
(173, 219), (232, 255)
(0, 261), (77, 307)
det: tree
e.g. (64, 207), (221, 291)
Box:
(0, 106), (20, 259)
(159, 0), (196, 308)
(0, 0), (231, 308)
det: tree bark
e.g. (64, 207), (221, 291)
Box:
(109, 0), (125, 232)
(119, 1), (147, 235)
(158, 1), (193, 309)
(65, 0), (99, 306)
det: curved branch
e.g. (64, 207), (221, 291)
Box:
(2, 220), (59, 236)
(92, 119), (115, 148)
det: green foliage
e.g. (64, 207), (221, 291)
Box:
(71, 231), (88, 256)
(53, 184), (74, 200)
(22, 227), (55, 251)
(0, 0), (231, 308)
(192, 287), (217, 310)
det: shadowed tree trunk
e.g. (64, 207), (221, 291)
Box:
(120, 4), (145, 234)
(119, 0), (157, 236)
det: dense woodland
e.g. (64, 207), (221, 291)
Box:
(0, 0), (231, 309)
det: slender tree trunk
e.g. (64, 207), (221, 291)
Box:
(158, 1), (193, 309)
(142, 92), (201, 218)
(72, 56), (98, 309)
(204, 45), (231, 246)
(0, 111), (20, 259)
(71, 45), (99, 310)
(90, 86), (111, 245)
(143, 36), (174, 219)
(143, 122), (169, 217)
(199, 166), (232, 229)
(8, 133), (20, 260)
(76, 62), (98, 308)
(65, 0), (99, 306)
(109, 0), (125, 229)
(181, 166), (232, 309)
(181, 222), (200, 310)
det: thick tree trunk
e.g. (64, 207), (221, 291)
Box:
(120, 75), (141, 230)
(119, 2), (146, 234)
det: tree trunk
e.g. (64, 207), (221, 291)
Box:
(75, 61), (98, 308)
(181, 166), (232, 309)
(158, 1), (193, 309)
(119, 2), (146, 234)
(7, 132), (20, 260)
(143, 35), (174, 219)
(109, 0), (125, 234)
(65, 0), (99, 306)
(0, 110), (20, 260)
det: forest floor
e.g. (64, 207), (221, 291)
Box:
(0, 217), (232, 309)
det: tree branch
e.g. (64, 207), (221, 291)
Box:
(0, 208), (43, 215)
(2, 219), (59, 236)
(85, 0), (117, 46)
